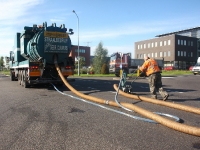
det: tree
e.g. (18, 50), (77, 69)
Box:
(101, 63), (109, 74)
(74, 56), (85, 74)
(93, 42), (108, 74)
(0, 56), (4, 67)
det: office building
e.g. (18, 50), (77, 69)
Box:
(135, 27), (200, 69)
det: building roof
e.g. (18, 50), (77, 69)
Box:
(156, 26), (200, 37)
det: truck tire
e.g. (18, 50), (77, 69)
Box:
(10, 70), (15, 81)
(21, 71), (24, 87)
(18, 71), (22, 85)
(23, 70), (30, 88)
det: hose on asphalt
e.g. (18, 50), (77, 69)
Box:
(115, 73), (180, 123)
(51, 83), (158, 123)
(54, 62), (200, 137)
(113, 84), (200, 137)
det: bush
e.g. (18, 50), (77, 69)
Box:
(89, 67), (94, 74)
(81, 68), (87, 74)
(101, 63), (109, 74)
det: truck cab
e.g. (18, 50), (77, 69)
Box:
(109, 52), (130, 77)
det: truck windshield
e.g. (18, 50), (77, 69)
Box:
(110, 55), (116, 62)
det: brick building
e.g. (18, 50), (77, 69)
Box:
(135, 27), (200, 69)
(70, 45), (90, 67)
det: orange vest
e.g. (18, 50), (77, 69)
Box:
(139, 58), (160, 76)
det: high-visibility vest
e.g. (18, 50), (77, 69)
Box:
(139, 58), (160, 76)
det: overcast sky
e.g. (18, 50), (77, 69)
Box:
(0, 0), (200, 58)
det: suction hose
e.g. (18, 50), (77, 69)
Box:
(54, 62), (200, 136)
(113, 84), (200, 115)
(113, 84), (200, 136)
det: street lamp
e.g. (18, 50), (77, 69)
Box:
(72, 10), (80, 76)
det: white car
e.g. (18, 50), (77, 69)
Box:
(192, 58), (200, 75)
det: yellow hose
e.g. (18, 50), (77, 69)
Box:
(55, 63), (200, 137)
(113, 84), (200, 115)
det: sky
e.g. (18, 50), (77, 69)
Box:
(0, 0), (200, 58)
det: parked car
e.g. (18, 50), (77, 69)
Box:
(189, 66), (193, 71)
(164, 66), (175, 70)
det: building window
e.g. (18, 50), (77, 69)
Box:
(184, 40), (186, 46)
(191, 52), (193, 57)
(138, 45), (140, 49)
(184, 51), (186, 57)
(155, 42), (157, 47)
(181, 51), (183, 56)
(81, 49), (86, 53)
(152, 43), (154, 47)
(197, 30), (200, 38)
(148, 53), (150, 57)
(168, 51), (170, 57)
(75, 49), (86, 53)
(164, 41), (166, 46)
(148, 43), (150, 48)
(188, 41), (190, 46)
(141, 45), (143, 49)
(155, 52), (157, 57)
(160, 52), (162, 57)
(168, 40), (171, 45)
(151, 53), (154, 57)
(178, 39), (180, 45)
(178, 51), (180, 56)
(191, 41), (193, 46)
(160, 41), (162, 46)
(144, 44), (146, 49)
(181, 40), (183, 45)
(164, 52), (166, 57)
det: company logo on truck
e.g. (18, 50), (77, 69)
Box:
(44, 31), (69, 53)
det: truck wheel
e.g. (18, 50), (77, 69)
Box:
(18, 71), (21, 85)
(23, 70), (30, 88)
(10, 70), (15, 81)
(20, 71), (24, 86)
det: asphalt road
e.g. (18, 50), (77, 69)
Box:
(0, 73), (200, 150)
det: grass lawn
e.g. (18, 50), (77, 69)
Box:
(0, 70), (193, 77)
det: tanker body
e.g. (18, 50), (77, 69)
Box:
(9, 22), (75, 88)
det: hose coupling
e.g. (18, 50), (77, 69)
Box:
(105, 100), (109, 105)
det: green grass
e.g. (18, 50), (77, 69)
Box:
(161, 70), (193, 76)
(0, 70), (193, 77)
(0, 70), (10, 76)
(71, 70), (193, 77)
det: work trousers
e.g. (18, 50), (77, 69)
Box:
(148, 73), (168, 99)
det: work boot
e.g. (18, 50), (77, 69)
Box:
(163, 94), (169, 101)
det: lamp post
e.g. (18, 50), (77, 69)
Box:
(72, 10), (80, 76)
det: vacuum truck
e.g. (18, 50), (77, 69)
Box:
(9, 22), (75, 88)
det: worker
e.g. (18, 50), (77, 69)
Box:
(139, 56), (169, 101)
